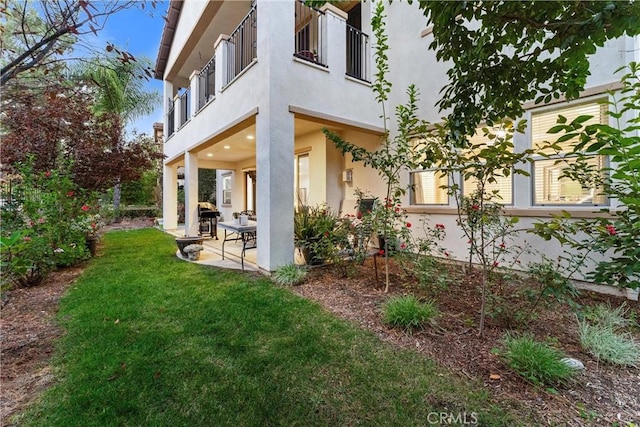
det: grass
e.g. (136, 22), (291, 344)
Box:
(271, 263), (307, 286)
(500, 333), (575, 387)
(580, 303), (630, 330)
(578, 321), (639, 367)
(381, 295), (439, 331)
(578, 303), (639, 367)
(17, 228), (521, 426)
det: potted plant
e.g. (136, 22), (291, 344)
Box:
(232, 212), (240, 224)
(72, 211), (104, 257)
(294, 204), (339, 265)
(183, 244), (204, 261)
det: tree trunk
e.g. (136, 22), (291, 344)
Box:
(113, 181), (122, 222)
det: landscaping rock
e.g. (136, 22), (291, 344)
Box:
(561, 357), (585, 371)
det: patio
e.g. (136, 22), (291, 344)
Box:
(165, 225), (305, 272)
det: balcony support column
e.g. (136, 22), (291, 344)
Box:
(183, 151), (199, 236)
(214, 34), (230, 90)
(163, 80), (174, 137)
(255, 0), (296, 272)
(189, 70), (199, 115)
(162, 164), (178, 230)
(321, 3), (347, 74)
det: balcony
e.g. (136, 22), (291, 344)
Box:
(294, 1), (326, 67)
(178, 88), (190, 127)
(165, 1), (372, 142)
(346, 24), (369, 82)
(198, 56), (215, 111)
(224, 4), (257, 86)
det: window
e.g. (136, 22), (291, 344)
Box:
(531, 101), (608, 205)
(410, 170), (449, 205)
(222, 174), (232, 206)
(461, 126), (513, 204)
(295, 154), (309, 206)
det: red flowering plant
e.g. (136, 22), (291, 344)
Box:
(71, 202), (104, 239)
(1, 161), (95, 287)
(394, 218), (448, 286)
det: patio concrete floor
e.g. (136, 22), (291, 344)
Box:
(165, 226), (306, 272)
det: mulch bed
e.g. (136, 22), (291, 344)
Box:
(292, 258), (640, 426)
(1, 225), (638, 426)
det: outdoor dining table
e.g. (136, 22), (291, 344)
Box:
(217, 220), (257, 271)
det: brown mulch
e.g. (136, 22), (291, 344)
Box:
(1, 222), (638, 425)
(292, 259), (640, 426)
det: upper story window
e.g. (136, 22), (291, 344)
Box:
(531, 100), (608, 206)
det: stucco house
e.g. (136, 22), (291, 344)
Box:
(154, 0), (639, 283)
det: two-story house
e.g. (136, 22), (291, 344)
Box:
(155, 0), (639, 281)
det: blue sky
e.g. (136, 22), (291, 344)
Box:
(86, 1), (169, 135)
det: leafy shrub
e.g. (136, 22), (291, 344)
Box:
(501, 333), (575, 386)
(120, 207), (160, 219)
(272, 264), (307, 286)
(1, 230), (54, 287)
(1, 165), (95, 287)
(294, 204), (341, 266)
(381, 295), (439, 331)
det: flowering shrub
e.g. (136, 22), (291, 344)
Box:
(0, 162), (96, 287)
(72, 211), (104, 238)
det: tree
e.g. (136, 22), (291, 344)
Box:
(1, 84), (163, 194)
(325, 2), (428, 293)
(72, 55), (162, 210)
(0, 0), (158, 87)
(73, 55), (160, 125)
(416, 0), (640, 145)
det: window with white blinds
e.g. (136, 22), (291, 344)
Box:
(295, 154), (309, 207)
(461, 126), (513, 204)
(531, 100), (608, 206)
(463, 174), (513, 204)
(532, 101), (608, 154)
(410, 170), (449, 205)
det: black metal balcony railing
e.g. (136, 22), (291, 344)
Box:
(346, 24), (369, 82)
(198, 56), (215, 111)
(167, 99), (175, 138)
(178, 88), (190, 126)
(294, 1), (325, 66)
(225, 5), (257, 86)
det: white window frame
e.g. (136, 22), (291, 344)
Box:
(530, 99), (609, 207)
(221, 173), (232, 206)
(409, 169), (450, 206)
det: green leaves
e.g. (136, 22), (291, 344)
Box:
(530, 63), (640, 290)
(416, 0), (640, 144)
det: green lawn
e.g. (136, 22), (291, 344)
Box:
(18, 228), (521, 426)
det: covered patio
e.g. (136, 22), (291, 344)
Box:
(165, 226), (305, 272)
